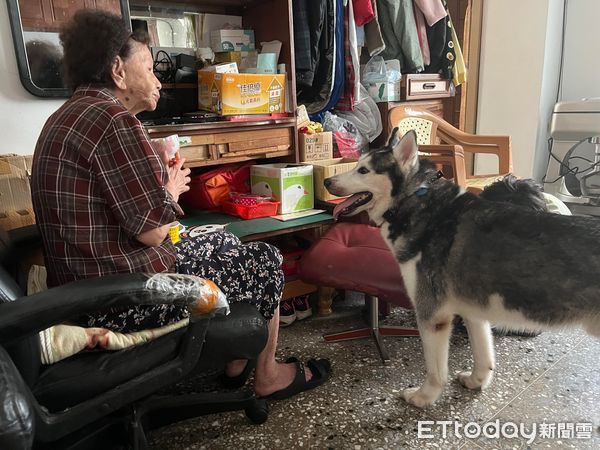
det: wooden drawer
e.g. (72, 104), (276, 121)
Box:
(175, 126), (294, 166)
(403, 74), (453, 100)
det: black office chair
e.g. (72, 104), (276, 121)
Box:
(0, 226), (269, 449)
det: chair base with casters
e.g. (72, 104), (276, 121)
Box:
(299, 223), (419, 363)
(323, 294), (419, 362)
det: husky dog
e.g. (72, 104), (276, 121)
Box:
(324, 129), (600, 408)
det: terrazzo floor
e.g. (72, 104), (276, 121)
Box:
(149, 295), (600, 450)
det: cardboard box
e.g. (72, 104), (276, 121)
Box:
(299, 132), (333, 162)
(0, 155), (35, 230)
(365, 81), (402, 102)
(211, 29), (255, 52)
(198, 71), (285, 115)
(251, 164), (314, 214)
(214, 51), (258, 71)
(305, 158), (358, 201)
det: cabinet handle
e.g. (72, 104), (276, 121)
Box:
(422, 83), (436, 89)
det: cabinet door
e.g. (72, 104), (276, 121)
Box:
(19, 0), (121, 32)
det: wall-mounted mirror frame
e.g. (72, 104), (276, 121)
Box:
(7, 0), (131, 98)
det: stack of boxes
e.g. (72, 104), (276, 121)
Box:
(296, 106), (358, 204)
(198, 29), (286, 116)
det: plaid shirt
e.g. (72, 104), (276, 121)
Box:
(32, 86), (182, 287)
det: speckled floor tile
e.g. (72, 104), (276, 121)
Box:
(148, 296), (599, 450)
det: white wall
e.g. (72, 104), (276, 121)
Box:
(476, 0), (563, 179)
(560, 0), (600, 101)
(0, 1), (64, 156)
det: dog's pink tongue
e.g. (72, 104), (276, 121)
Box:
(333, 194), (361, 220)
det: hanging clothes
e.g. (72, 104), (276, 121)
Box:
(352, 0), (375, 26)
(336, 0), (361, 111)
(449, 13), (467, 86)
(310, 0), (346, 117)
(296, 0), (336, 113)
(293, 0), (327, 89)
(377, 0), (424, 73)
(414, 0), (446, 26)
(423, 0), (454, 80)
(413, 5), (431, 66)
(364, 0), (385, 56)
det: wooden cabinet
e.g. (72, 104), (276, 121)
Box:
(146, 118), (297, 168)
(140, 0), (299, 167)
(18, 0), (122, 32)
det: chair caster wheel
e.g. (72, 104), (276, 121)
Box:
(245, 399), (269, 424)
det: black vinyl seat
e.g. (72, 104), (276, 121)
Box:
(0, 225), (269, 449)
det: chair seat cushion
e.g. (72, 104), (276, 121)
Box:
(298, 223), (411, 308)
(32, 303), (268, 412)
(33, 328), (186, 412)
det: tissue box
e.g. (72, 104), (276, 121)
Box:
(198, 71), (285, 115)
(299, 132), (333, 162)
(251, 164), (314, 214)
(211, 29), (255, 52)
(365, 81), (402, 102)
(303, 158), (358, 202)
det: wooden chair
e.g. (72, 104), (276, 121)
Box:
(389, 105), (513, 193)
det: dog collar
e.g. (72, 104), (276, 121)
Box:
(415, 171), (444, 197)
(381, 171), (445, 224)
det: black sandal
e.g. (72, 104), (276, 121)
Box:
(220, 359), (256, 389)
(263, 357), (331, 400)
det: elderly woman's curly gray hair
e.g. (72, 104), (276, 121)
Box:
(59, 9), (150, 90)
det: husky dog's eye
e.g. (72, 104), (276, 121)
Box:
(357, 167), (370, 174)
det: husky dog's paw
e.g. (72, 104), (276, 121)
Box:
(457, 370), (493, 390)
(401, 387), (440, 407)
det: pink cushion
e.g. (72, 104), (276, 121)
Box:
(298, 223), (411, 308)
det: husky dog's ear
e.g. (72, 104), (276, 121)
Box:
(392, 129), (419, 175)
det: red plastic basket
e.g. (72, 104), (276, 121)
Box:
(222, 200), (280, 220)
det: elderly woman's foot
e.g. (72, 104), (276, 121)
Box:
(254, 357), (331, 400)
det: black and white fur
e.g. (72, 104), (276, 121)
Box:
(325, 129), (600, 407)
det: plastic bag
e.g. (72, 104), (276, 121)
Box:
(180, 163), (253, 210)
(323, 111), (369, 159)
(336, 85), (382, 143)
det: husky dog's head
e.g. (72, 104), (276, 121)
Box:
(325, 128), (440, 222)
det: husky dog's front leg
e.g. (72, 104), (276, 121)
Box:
(402, 316), (452, 407)
(457, 318), (495, 390)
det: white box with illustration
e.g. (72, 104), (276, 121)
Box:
(251, 164), (314, 214)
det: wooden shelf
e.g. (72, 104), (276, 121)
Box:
(184, 150), (292, 168)
(144, 117), (295, 135)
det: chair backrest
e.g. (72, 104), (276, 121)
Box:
(0, 230), (43, 387)
(396, 115), (436, 145)
(389, 104), (513, 178)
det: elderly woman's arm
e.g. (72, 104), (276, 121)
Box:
(136, 157), (191, 247)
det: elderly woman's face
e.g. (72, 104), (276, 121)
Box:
(121, 41), (161, 114)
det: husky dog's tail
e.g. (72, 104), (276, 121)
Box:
(480, 175), (548, 212)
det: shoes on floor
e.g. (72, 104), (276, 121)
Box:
(292, 295), (312, 320)
(279, 299), (296, 327)
(260, 357), (331, 400)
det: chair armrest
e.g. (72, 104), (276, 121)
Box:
(436, 125), (513, 175)
(419, 144), (467, 188)
(0, 273), (213, 345)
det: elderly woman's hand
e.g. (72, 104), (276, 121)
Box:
(165, 157), (191, 203)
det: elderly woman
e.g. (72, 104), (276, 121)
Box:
(31, 9), (330, 400)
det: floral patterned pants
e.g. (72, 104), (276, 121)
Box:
(77, 231), (284, 332)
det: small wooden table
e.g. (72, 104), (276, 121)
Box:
(180, 210), (335, 315)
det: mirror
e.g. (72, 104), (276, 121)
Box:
(7, 0), (131, 98)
